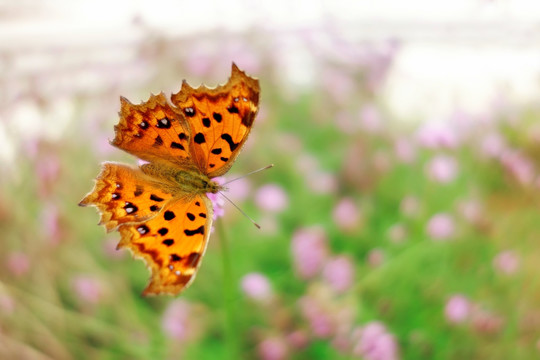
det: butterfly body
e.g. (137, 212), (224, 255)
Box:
(139, 163), (222, 196)
(80, 64), (259, 295)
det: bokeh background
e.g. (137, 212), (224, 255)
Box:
(2, 1), (540, 359)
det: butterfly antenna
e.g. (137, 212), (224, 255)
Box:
(219, 191), (261, 229)
(223, 164), (274, 185)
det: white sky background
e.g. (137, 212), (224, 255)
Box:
(1, 0), (540, 162)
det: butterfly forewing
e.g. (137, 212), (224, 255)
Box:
(117, 195), (213, 295)
(171, 64), (260, 177)
(112, 93), (193, 167)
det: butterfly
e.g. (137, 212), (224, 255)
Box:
(79, 64), (260, 295)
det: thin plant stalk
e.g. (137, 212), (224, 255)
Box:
(217, 220), (240, 359)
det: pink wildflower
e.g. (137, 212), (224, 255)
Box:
(6, 252), (30, 277)
(255, 184), (288, 213)
(241, 272), (273, 302)
(400, 196), (420, 217)
(367, 248), (386, 267)
(493, 250), (520, 275)
(426, 155), (458, 184)
(322, 256), (355, 293)
(426, 213), (455, 241)
(207, 177), (225, 220)
(352, 322), (399, 360)
(258, 336), (288, 360)
(72, 275), (103, 304)
(332, 198), (361, 232)
(444, 294), (471, 324)
(291, 226), (329, 279)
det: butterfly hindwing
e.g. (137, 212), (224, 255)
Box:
(117, 195), (213, 295)
(79, 162), (174, 232)
(171, 63), (260, 177)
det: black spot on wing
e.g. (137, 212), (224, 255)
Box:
(220, 157), (229, 162)
(213, 112), (222, 123)
(164, 211), (175, 221)
(150, 205), (159, 212)
(186, 252), (202, 267)
(184, 225), (205, 236)
(187, 213), (195, 221)
(194, 133), (206, 144)
(202, 117), (211, 127)
(221, 134), (239, 151)
(158, 228), (169, 236)
(179, 132), (187, 140)
(134, 185), (143, 197)
(227, 105), (239, 114)
(199, 213), (206, 218)
(137, 225), (149, 235)
(112, 193), (120, 200)
(211, 148), (222, 155)
(153, 135), (163, 147)
(184, 107), (196, 117)
(150, 194), (164, 202)
(163, 239), (174, 246)
(242, 112), (256, 127)
(170, 254), (182, 261)
(156, 117), (171, 129)
(124, 202), (138, 214)
(171, 142), (185, 150)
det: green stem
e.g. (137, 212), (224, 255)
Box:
(217, 220), (240, 359)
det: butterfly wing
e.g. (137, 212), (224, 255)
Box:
(80, 162), (213, 295)
(79, 162), (174, 232)
(112, 93), (194, 168)
(171, 63), (260, 177)
(118, 195), (213, 295)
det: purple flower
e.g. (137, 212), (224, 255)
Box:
(416, 122), (459, 149)
(287, 330), (309, 349)
(352, 322), (399, 360)
(0, 294), (15, 315)
(241, 272), (273, 302)
(426, 213), (455, 241)
(500, 149), (535, 185)
(307, 171), (338, 194)
(471, 308), (504, 334)
(479, 133), (506, 158)
(387, 224), (406, 243)
(72, 275), (103, 304)
(40, 202), (61, 245)
(299, 295), (335, 338)
(359, 104), (383, 134)
(367, 248), (386, 268)
(400, 196), (420, 217)
(322, 256), (355, 293)
(255, 184), (288, 213)
(207, 177), (225, 220)
(444, 294), (471, 324)
(394, 137), (417, 163)
(6, 252), (30, 277)
(457, 199), (483, 224)
(162, 300), (193, 341)
(291, 226), (329, 279)
(332, 198), (361, 232)
(258, 336), (288, 360)
(226, 177), (252, 203)
(493, 250), (520, 275)
(426, 155), (458, 184)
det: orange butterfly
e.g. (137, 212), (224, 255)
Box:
(79, 64), (260, 295)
